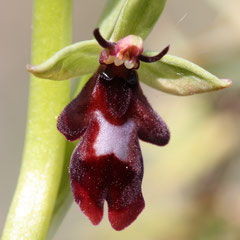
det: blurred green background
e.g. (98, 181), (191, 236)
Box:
(0, 0), (239, 239)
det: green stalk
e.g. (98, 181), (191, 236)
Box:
(1, 0), (72, 239)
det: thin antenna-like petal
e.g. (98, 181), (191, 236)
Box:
(138, 45), (169, 63)
(93, 28), (115, 49)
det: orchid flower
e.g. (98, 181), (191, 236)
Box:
(3, 0), (232, 239)
(26, 0), (231, 231)
(56, 29), (170, 230)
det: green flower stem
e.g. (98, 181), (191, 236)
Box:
(47, 141), (76, 240)
(1, 0), (72, 239)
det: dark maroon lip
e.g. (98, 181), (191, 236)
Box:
(70, 154), (144, 231)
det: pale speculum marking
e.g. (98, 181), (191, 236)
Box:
(93, 111), (135, 161)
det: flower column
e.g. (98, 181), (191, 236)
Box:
(1, 0), (72, 239)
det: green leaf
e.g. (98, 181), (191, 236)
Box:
(111, 0), (166, 41)
(27, 40), (101, 80)
(97, 0), (127, 39)
(138, 53), (232, 96)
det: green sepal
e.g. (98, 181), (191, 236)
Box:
(138, 53), (232, 96)
(97, 0), (127, 39)
(27, 40), (101, 80)
(111, 0), (166, 41)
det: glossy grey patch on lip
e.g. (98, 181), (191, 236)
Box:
(94, 111), (135, 161)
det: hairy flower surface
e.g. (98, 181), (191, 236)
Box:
(57, 29), (170, 230)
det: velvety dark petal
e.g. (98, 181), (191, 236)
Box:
(71, 152), (144, 229)
(69, 120), (106, 225)
(132, 86), (170, 146)
(107, 157), (144, 231)
(69, 111), (144, 229)
(105, 80), (132, 119)
(108, 195), (144, 231)
(58, 63), (170, 230)
(57, 73), (97, 141)
(71, 162), (106, 226)
(71, 178), (105, 225)
(106, 133), (145, 231)
(98, 64), (132, 119)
